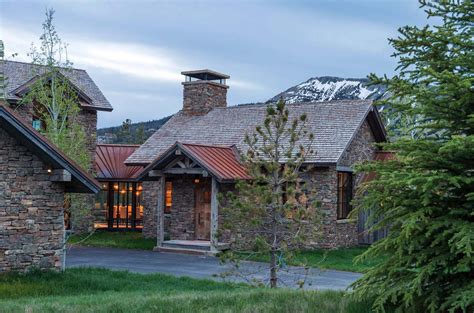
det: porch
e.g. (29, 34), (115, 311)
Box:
(138, 142), (249, 254)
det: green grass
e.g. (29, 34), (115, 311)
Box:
(68, 231), (156, 250)
(236, 247), (385, 273)
(0, 268), (374, 313)
(69, 232), (384, 272)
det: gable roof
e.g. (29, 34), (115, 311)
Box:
(0, 104), (101, 193)
(2, 60), (113, 111)
(126, 100), (386, 166)
(138, 142), (250, 182)
(95, 144), (143, 180)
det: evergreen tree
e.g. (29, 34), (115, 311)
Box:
(136, 123), (146, 144)
(352, 1), (473, 312)
(221, 100), (320, 288)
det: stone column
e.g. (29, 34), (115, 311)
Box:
(210, 177), (219, 252)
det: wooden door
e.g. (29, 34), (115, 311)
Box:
(195, 185), (211, 240)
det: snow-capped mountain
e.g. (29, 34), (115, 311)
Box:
(267, 76), (387, 104)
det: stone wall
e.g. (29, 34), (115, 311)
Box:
(11, 102), (98, 233)
(332, 120), (377, 247)
(0, 128), (65, 272)
(142, 180), (159, 239)
(182, 81), (227, 116)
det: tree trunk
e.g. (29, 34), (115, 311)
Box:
(270, 247), (277, 288)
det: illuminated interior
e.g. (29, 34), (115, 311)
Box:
(94, 182), (144, 229)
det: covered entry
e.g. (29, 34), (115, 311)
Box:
(137, 142), (249, 253)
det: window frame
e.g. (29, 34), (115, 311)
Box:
(337, 171), (353, 220)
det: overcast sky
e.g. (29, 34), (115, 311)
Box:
(0, 0), (427, 128)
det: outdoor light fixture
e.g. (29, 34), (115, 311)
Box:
(47, 168), (52, 174)
(194, 178), (200, 184)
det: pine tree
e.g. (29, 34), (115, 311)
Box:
(221, 100), (320, 288)
(351, 1), (473, 312)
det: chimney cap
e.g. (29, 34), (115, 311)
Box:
(181, 69), (230, 80)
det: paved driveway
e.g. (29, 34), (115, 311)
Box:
(66, 246), (361, 290)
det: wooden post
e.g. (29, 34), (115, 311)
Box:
(210, 177), (219, 252)
(156, 176), (165, 248)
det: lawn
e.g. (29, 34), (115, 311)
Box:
(68, 231), (156, 250)
(236, 247), (385, 273)
(69, 231), (384, 273)
(0, 268), (374, 313)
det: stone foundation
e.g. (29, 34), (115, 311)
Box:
(0, 128), (65, 272)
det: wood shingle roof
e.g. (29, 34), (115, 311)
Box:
(2, 60), (113, 111)
(126, 100), (386, 166)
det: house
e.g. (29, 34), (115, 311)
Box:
(0, 105), (100, 272)
(122, 69), (387, 253)
(94, 144), (144, 230)
(1, 60), (113, 231)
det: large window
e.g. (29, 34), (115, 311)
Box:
(165, 181), (172, 213)
(94, 182), (144, 229)
(337, 172), (353, 220)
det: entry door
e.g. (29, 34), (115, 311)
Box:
(195, 185), (211, 240)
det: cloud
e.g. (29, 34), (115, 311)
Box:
(1, 21), (265, 92)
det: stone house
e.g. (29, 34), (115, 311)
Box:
(0, 105), (100, 272)
(122, 70), (387, 253)
(1, 60), (113, 231)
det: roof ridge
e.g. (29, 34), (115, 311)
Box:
(4, 59), (87, 72)
(220, 99), (372, 110)
(180, 142), (233, 149)
(97, 143), (141, 147)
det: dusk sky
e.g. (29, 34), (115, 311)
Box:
(0, 0), (427, 128)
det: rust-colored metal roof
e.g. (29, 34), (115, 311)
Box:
(95, 144), (144, 180)
(361, 151), (395, 183)
(181, 143), (250, 181)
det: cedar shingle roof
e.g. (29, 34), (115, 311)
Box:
(126, 100), (386, 165)
(2, 60), (113, 111)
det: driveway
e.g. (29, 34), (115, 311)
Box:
(66, 246), (361, 290)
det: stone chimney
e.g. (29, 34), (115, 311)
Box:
(181, 69), (229, 116)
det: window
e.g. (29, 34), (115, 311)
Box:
(32, 119), (42, 131)
(93, 182), (143, 229)
(165, 181), (172, 213)
(337, 172), (353, 219)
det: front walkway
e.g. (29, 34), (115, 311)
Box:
(66, 246), (361, 290)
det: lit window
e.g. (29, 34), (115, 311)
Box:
(165, 181), (172, 213)
(337, 172), (353, 219)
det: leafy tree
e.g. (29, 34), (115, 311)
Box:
(18, 9), (93, 239)
(221, 100), (320, 288)
(0, 40), (6, 103)
(351, 1), (473, 312)
(20, 9), (90, 169)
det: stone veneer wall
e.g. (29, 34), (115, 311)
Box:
(12, 102), (98, 233)
(142, 121), (377, 248)
(0, 128), (65, 272)
(333, 120), (377, 247)
(182, 82), (227, 116)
